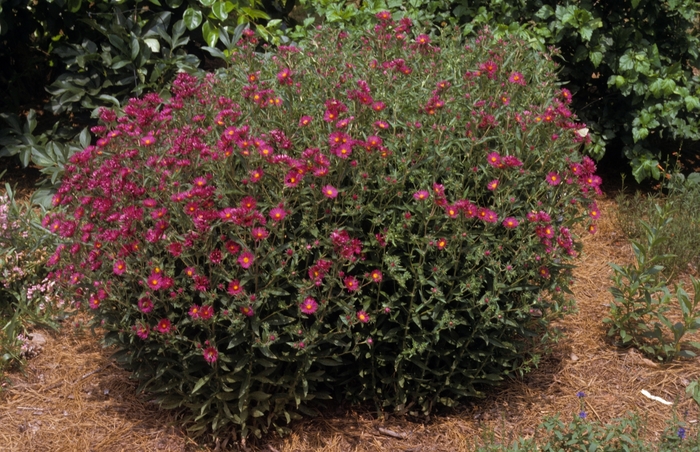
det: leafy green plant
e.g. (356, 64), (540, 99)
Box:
(616, 172), (700, 279)
(473, 393), (699, 451)
(47, 17), (601, 440)
(605, 203), (700, 361)
(0, 183), (64, 374)
(301, 0), (700, 182)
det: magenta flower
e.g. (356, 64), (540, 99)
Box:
(300, 297), (319, 315)
(251, 227), (269, 241)
(188, 304), (201, 319)
(370, 269), (383, 283)
(508, 72), (526, 86)
(202, 346), (218, 364)
(209, 249), (223, 264)
(140, 135), (156, 146)
(344, 276), (360, 292)
(487, 179), (499, 191)
(135, 324), (149, 340)
(113, 259), (126, 275)
(486, 152), (501, 167)
(199, 305), (214, 320)
(546, 172), (561, 186)
(269, 207), (286, 222)
(138, 297), (154, 313)
(88, 296), (100, 310)
(155, 318), (172, 334)
(146, 272), (164, 290)
(356, 310), (370, 323)
(299, 115), (312, 127)
(322, 185), (338, 199)
(240, 306), (255, 317)
(538, 266), (550, 278)
(413, 190), (429, 201)
(227, 280), (243, 295)
(502, 217), (519, 229)
(238, 250), (255, 269)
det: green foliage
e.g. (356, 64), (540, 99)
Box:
(48, 19), (600, 440)
(473, 397), (699, 451)
(301, 0), (700, 182)
(605, 202), (700, 361)
(615, 173), (700, 279)
(0, 183), (64, 374)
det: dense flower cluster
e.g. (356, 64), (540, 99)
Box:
(46, 17), (600, 439)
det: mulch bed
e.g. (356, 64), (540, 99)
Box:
(2, 196), (699, 451)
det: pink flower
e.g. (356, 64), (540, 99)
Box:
(135, 324), (149, 340)
(88, 296), (100, 310)
(508, 72), (526, 86)
(502, 217), (519, 229)
(227, 280), (243, 295)
(138, 297), (154, 313)
(486, 152), (501, 167)
(200, 305), (214, 320)
(113, 260), (126, 275)
(413, 190), (429, 201)
(436, 238), (447, 250)
(203, 346), (218, 364)
(344, 276), (360, 292)
(370, 269), (383, 283)
(300, 297), (319, 315)
(356, 310), (370, 323)
(141, 135), (156, 146)
(487, 179), (499, 191)
(146, 272), (164, 290)
(538, 267), (550, 278)
(299, 115), (312, 127)
(269, 207), (286, 222)
(240, 306), (254, 317)
(251, 227), (269, 241)
(209, 249), (223, 264)
(546, 172), (561, 186)
(155, 318), (171, 333)
(588, 204), (601, 220)
(371, 101), (386, 111)
(238, 250), (255, 269)
(322, 185), (338, 199)
(188, 304), (201, 319)
(225, 241), (241, 254)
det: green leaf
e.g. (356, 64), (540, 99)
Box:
(685, 96), (700, 111)
(183, 8), (203, 30)
(589, 51), (603, 68)
(202, 20), (218, 47)
(192, 374), (211, 394)
(212, 2), (229, 21)
(631, 0), (641, 8)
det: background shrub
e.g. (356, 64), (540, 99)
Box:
(48, 17), (600, 440)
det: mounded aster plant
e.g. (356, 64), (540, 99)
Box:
(46, 14), (601, 440)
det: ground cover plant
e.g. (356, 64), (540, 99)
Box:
(46, 15), (601, 441)
(0, 183), (64, 375)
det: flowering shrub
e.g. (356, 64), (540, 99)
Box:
(1, 188), (64, 370)
(47, 17), (601, 440)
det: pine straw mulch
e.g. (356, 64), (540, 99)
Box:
(2, 196), (700, 452)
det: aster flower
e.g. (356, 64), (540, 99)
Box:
(538, 266), (550, 278)
(238, 250), (255, 269)
(356, 310), (370, 323)
(502, 217), (519, 229)
(134, 324), (149, 340)
(300, 297), (319, 315)
(269, 207), (286, 222)
(487, 179), (499, 191)
(344, 276), (360, 292)
(240, 306), (254, 317)
(203, 346), (219, 364)
(508, 72), (526, 86)
(486, 152), (501, 167)
(146, 272), (164, 290)
(189, 304), (201, 319)
(299, 115), (312, 127)
(113, 260), (126, 275)
(227, 280), (243, 295)
(413, 190), (429, 201)
(251, 227), (269, 241)
(370, 269), (383, 283)
(155, 318), (171, 333)
(88, 296), (100, 310)
(546, 172), (561, 186)
(322, 185), (339, 199)
(199, 305), (214, 320)
(436, 238), (447, 250)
